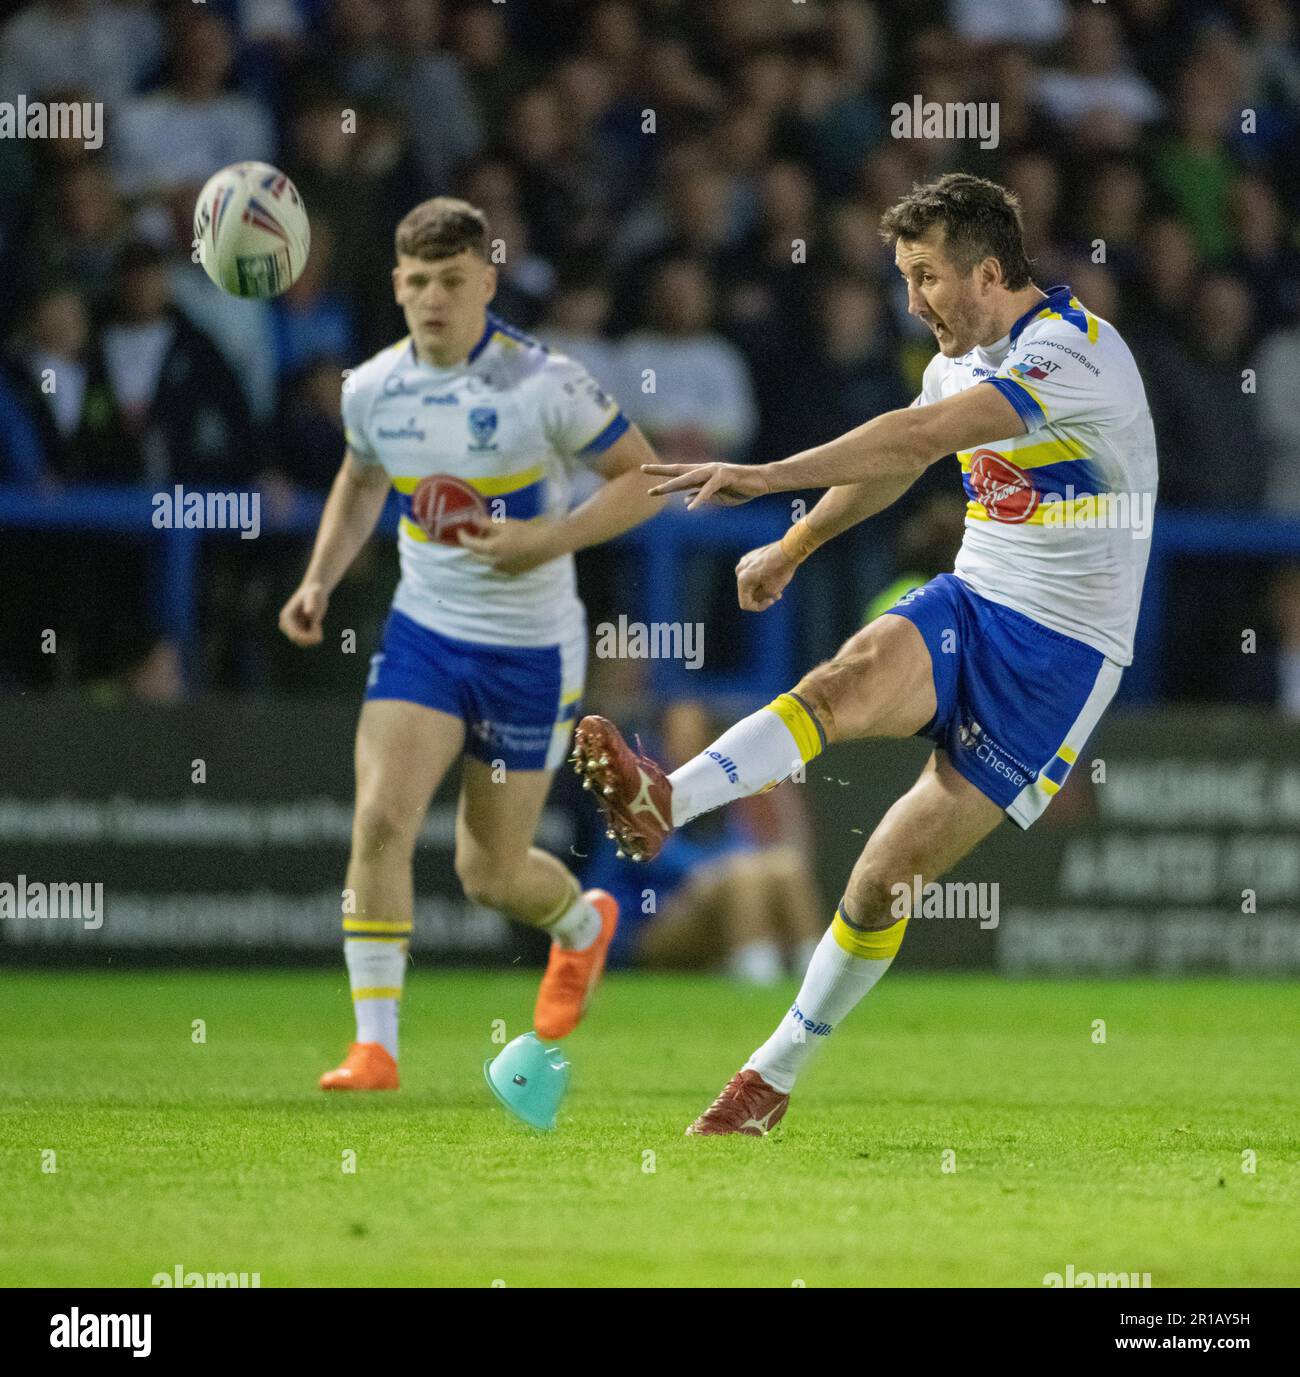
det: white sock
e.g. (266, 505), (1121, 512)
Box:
(669, 692), (824, 826)
(543, 887), (601, 951)
(726, 939), (784, 986)
(344, 935), (408, 1060)
(746, 909), (907, 1093)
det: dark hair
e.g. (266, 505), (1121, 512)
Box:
(879, 173), (1033, 290)
(394, 197), (489, 262)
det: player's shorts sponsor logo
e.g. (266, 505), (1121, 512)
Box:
(468, 406), (499, 451)
(470, 718), (554, 754)
(422, 393), (459, 405)
(410, 474), (489, 545)
(377, 423), (426, 441)
(789, 1002), (833, 1037)
(706, 751), (739, 783)
(956, 717), (1032, 790)
(969, 449), (1040, 523)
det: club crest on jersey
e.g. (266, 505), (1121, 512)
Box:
(969, 449), (1040, 524)
(467, 406), (499, 451)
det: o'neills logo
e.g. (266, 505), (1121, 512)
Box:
(970, 450), (1040, 523)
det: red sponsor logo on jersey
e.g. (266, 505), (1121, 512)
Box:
(969, 450), (1040, 524)
(410, 474), (489, 545)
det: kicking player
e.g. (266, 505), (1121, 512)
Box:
(571, 173), (1159, 1135)
(279, 197), (663, 1090)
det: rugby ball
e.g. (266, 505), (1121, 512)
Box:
(411, 474), (490, 545)
(193, 162), (310, 299)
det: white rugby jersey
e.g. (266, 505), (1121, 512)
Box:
(916, 284), (1159, 665)
(342, 313), (629, 646)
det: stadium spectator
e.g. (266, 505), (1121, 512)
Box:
(6, 286), (134, 482)
(273, 355), (346, 493)
(100, 240), (256, 486)
(0, 0), (1297, 703)
(618, 256), (758, 462)
(1257, 302), (1300, 512)
(1145, 273), (1267, 511)
(112, 10), (276, 201)
(0, 0), (162, 106)
(1033, 4), (1162, 133)
(387, 0), (482, 195)
(270, 219), (357, 378)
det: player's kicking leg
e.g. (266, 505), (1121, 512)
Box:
(687, 751), (1001, 1134)
(573, 611), (933, 862)
(321, 699), (464, 1090)
(577, 567), (1121, 1133)
(454, 758), (618, 1041)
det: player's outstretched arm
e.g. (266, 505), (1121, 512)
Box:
(279, 451), (391, 646)
(646, 383), (1026, 507)
(732, 472), (920, 612)
(457, 424), (666, 574)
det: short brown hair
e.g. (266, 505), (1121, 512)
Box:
(394, 197), (489, 262)
(879, 173), (1032, 290)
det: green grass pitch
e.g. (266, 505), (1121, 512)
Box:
(2, 969), (1296, 1288)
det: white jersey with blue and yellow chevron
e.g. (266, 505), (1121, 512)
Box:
(341, 313), (629, 648)
(917, 283), (1159, 666)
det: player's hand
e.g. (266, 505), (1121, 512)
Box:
(642, 461), (772, 510)
(279, 580), (328, 646)
(456, 518), (561, 574)
(735, 540), (798, 612)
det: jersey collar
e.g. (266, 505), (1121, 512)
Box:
(403, 314), (496, 374)
(1008, 283), (1072, 347)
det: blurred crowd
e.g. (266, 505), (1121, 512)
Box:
(3, 0), (1300, 704)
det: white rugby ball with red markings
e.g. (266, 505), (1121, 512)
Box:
(411, 474), (490, 545)
(194, 161), (310, 299)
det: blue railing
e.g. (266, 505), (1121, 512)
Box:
(0, 483), (795, 698)
(2, 482), (1297, 702)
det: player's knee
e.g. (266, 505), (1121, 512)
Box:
(795, 645), (880, 743)
(453, 849), (517, 910)
(351, 801), (418, 864)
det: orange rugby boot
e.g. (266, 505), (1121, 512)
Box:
(319, 1041), (399, 1091)
(533, 889), (619, 1040)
